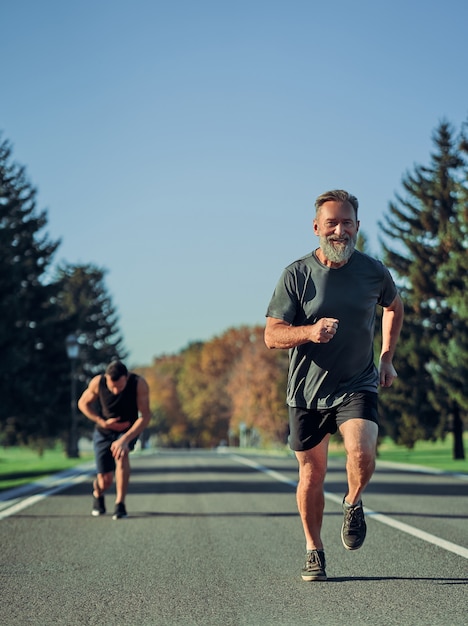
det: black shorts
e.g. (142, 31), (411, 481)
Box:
(93, 428), (138, 474)
(288, 391), (379, 451)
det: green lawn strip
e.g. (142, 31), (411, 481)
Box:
(328, 435), (468, 474)
(376, 436), (468, 474)
(0, 446), (94, 491)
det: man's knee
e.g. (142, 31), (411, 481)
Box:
(296, 451), (327, 486)
(341, 420), (377, 451)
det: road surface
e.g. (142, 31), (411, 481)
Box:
(0, 450), (466, 625)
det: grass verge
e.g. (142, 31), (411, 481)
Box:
(0, 446), (94, 492)
(329, 434), (468, 474)
(1, 435), (467, 492)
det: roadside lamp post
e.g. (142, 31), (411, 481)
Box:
(65, 333), (80, 458)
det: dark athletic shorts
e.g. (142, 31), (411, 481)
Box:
(93, 428), (138, 474)
(288, 391), (379, 451)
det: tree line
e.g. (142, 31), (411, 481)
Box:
(1, 118), (467, 459)
(138, 118), (468, 460)
(0, 134), (126, 455)
(135, 326), (289, 449)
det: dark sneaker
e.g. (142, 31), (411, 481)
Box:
(341, 499), (366, 550)
(112, 502), (128, 520)
(301, 550), (327, 581)
(92, 494), (106, 517)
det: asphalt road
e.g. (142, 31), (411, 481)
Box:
(0, 450), (467, 626)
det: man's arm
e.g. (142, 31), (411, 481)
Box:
(379, 293), (404, 388)
(78, 376), (108, 429)
(264, 316), (339, 349)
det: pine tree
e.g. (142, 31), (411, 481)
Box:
(426, 125), (468, 459)
(379, 120), (467, 456)
(0, 135), (63, 449)
(55, 263), (128, 381)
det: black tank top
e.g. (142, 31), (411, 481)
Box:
(98, 373), (139, 433)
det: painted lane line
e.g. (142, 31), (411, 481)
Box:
(364, 508), (468, 559)
(233, 454), (298, 488)
(232, 455), (468, 560)
(0, 471), (92, 520)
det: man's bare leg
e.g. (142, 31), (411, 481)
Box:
(339, 419), (378, 505)
(91, 472), (113, 516)
(114, 454), (130, 505)
(93, 472), (113, 496)
(339, 419), (378, 550)
(295, 435), (330, 550)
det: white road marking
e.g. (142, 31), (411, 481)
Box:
(233, 454), (468, 560)
(2, 453), (467, 562)
(0, 472), (91, 520)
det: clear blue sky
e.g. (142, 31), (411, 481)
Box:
(2, 0), (467, 366)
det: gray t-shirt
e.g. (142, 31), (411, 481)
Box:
(266, 250), (398, 409)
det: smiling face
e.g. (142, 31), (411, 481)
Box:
(314, 200), (360, 267)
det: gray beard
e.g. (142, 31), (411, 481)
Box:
(319, 234), (357, 263)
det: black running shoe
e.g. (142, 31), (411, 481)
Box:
(301, 550), (327, 581)
(92, 494), (106, 517)
(112, 502), (128, 520)
(341, 499), (367, 550)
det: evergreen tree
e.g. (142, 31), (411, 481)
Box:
(0, 135), (64, 450)
(356, 230), (370, 254)
(53, 263), (128, 450)
(0, 135), (129, 453)
(55, 263), (128, 383)
(379, 120), (467, 456)
(426, 125), (468, 459)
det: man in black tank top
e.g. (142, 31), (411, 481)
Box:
(78, 360), (151, 519)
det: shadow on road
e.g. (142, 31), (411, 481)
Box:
(327, 576), (468, 585)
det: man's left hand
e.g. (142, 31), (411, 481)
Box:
(379, 359), (398, 387)
(110, 440), (130, 460)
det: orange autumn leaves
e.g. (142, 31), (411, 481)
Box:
(136, 326), (289, 448)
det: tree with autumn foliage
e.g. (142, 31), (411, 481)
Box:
(141, 325), (290, 448)
(176, 329), (253, 447)
(136, 354), (188, 447)
(227, 326), (289, 446)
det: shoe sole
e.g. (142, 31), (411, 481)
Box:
(91, 510), (105, 517)
(112, 514), (128, 520)
(301, 573), (327, 581)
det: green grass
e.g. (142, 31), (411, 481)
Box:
(0, 435), (467, 493)
(329, 434), (468, 474)
(375, 435), (468, 473)
(255, 435), (468, 475)
(0, 446), (94, 492)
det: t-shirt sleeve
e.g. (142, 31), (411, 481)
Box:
(266, 269), (298, 323)
(379, 265), (398, 307)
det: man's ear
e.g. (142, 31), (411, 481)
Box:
(313, 219), (319, 235)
